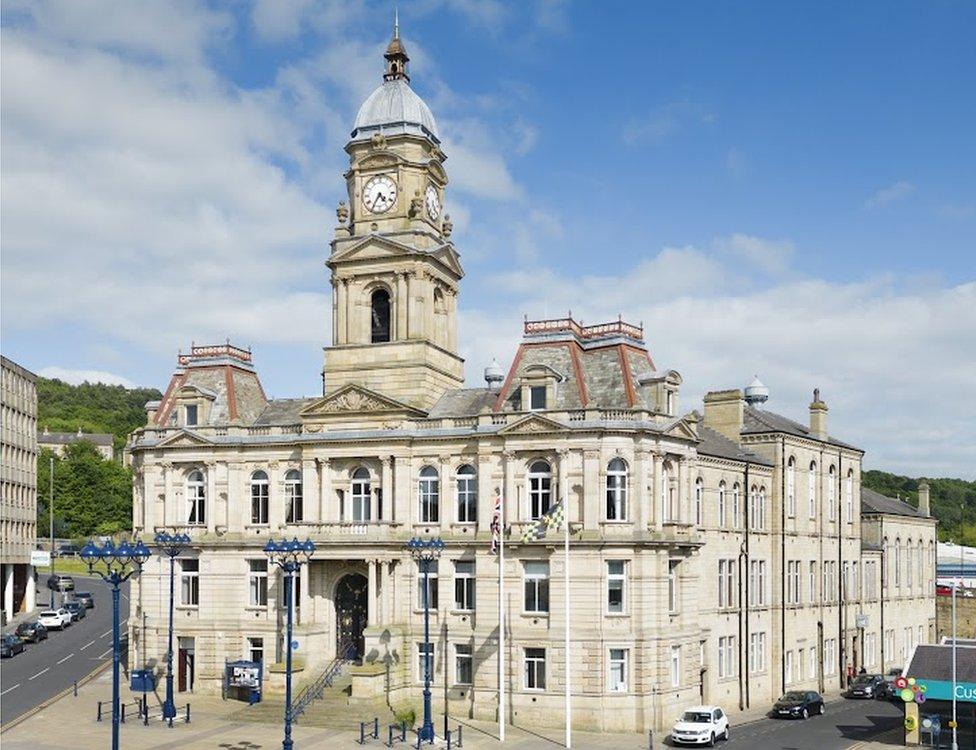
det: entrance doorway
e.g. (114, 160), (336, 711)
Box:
(335, 573), (368, 661)
(178, 636), (195, 692)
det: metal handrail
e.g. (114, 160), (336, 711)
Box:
(291, 638), (356, 722)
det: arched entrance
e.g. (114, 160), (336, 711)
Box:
(335, 573), (368, 661)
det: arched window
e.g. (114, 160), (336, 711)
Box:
(894, 537), (901, 588)
(731, 483), (740, 529)
(694, 477), (704, 526)
(285, 469), (303, 524)
(786, 457), (796, 518)
(186, 470), (205, 525)
(845, 469), (854, 523)
(528, 460), (552, 520)
(455, 464), (477, 523)
(606, 458), (628, 521)
(370, 288), (391, 343)
(828, 465), (836, 521)
(351, 467), (371, 522)
(807, 461), (817, 519)
(718, 481), (727, 528)
(251, 470), (269, 525)
(419, 466), (440, 523)
(906, 542), (914, 593)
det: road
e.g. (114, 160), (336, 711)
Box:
(0, 575), (130, 726)
(715, 696), (903, 750)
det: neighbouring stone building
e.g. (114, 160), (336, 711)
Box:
(126, 25), (937, 734)
(38, 426), (115, 461)
(1, 355), (38, 623)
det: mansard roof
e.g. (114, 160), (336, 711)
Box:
(742, 404), (860, 450)
(860, 486), (928, 519)
(697, 424), (773, 466)
(428, 388), (496, 418)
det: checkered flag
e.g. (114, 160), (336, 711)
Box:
(521, 499), (565, 543)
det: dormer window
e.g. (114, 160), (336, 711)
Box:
(529, 386), (546, 411)
(185, 404), (198, 426)
(517, 364), (562, 412)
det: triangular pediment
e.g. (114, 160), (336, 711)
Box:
(300, 384), (426, 422)
(429, 244), (463, 277)
(663, 415), (699, 442)
(497, 413), (569, 435)
(329, 235), (462, 279)
(156, 430), (215, 448)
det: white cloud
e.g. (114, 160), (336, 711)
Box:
(717, 234), (794, 276)
(864, 180), (915, 210)
(622, 101), (714, 146)
(37, 366), (135, 388)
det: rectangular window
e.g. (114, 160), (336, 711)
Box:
(809, 646), (817, 679)
(456, 471), (477, 523)
(718, 635), (736, 678)
(180, 559), (199, 606)
(667, 559), (679, 613)
(608, 560), (627, 614)
(523, 561), (550, 614)
(748, 632), (766, 673)
(670, 645), (681, 687)
(454, 560), (475, 611)
(798, 649), (805, 683)
(529, 386), (546, 411)
(184, 404), (198, 426)
(248, 636), (264, 663)
(829, 476), (837, 521)
(785, 650), (794, 684)
(251, 481), (269, 525)
(824, 639), (836, 675)
(417, 561), (439, 610)
(248, 559), (268, 606)
(524, 647), (546, 690)
(455, 644), (473, 685)
(865, 633), (876, 666)
(749, 560), (767, 606)
(718, 487), (727, 528)
(609, 649), (628, 692)
(718, 560), (735, 608)
(418, 642), (435, 682)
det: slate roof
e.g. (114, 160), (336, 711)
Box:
(906, 644), (976, 682)
(428, 388), (497, 418)
(742, 405), (860, 450)
(39, 431), (113, 447)
(860, 487), (928, 519)
(252, 398), (316, 426)
(697, 424), (773, 466)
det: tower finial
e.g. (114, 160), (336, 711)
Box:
(383, 8), (410, 82)
(394, 6), (399, 39)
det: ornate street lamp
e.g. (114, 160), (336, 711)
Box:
(153, 531), (191, 721)
(80, 538), (151, 750)
(264, 537), (316, 750)
(406, 536), (444, 744)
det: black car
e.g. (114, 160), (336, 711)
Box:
(846, 674), (884, 699)
(57, 544), (79, 557)
(772, 691), (825, 719)
(15, 621), (48, 643)
(64, 601), (87, 621)
(1, 634), (26, 657)
(46, 574), (75, 592)
(74, 591), (95, 609)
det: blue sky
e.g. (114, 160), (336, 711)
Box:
(1, 1), (974, 477)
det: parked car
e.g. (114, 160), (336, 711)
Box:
(64, 601), (87, 621)
(14, 621), (48, 643)
(1, 634), (26, 657)
(878, 668), (905, 701)
(771, 691), (825, 719)
(846, 674), (884, 699)
(46, 574), (75, 592)
(937, 584), (953, 596)
(74, 591), (95, 609)
(57, 544), (79, 557)
(670, 706), (730, 745)
(38, 608), (72, 630)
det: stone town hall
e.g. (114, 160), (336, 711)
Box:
(128, 25), (936, 733)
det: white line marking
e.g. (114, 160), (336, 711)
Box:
(57, 653), (74, 664)
(29, 667), (50, 681)
(80, 640), (95, 651)
(100, 630), (111, 638)
(1, 683), (21, 696)
(97, 648), (112, 659)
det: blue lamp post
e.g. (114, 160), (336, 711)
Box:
(80, 538), (151, 750)
(406, 536), (444, 744)
(264, 537), (315, 750)
(153, 531), (191, 721)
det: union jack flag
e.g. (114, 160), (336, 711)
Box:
(490, 490), (502, 554)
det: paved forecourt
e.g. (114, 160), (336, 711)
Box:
(0, 576), (129, 726)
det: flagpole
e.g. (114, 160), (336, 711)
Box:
(498, 489), (506, 742)
(564, 493), (571, 749)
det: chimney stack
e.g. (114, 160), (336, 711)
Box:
(809, 388), (828, 440)
(703, 389), (745, 443)
(918, 480), (931, 517)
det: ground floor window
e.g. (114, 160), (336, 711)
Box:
(248, 637), (264, 663)
(785, 650), (794, 684)
(749, 632), (766, 674)
(608, 648), (628, 692)
(455, 643), (473, 685)
(524, 647), (546, 690)
(808, 646), (817, 679)
(670, 645), (681, 687)
(718, 635), (736, 678)
(417, 642), (435, 682)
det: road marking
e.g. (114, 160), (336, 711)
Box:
(97, 648), (112, 659)
(80, 640), (96, 650)
(57, 653), (75, 664)
(1, 683), (20, 696)
(28, 667), (50, 681)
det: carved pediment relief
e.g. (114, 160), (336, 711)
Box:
(356, 151), (402, 170)
(497, 413), (568, 435)
(155, 430), (215, 449)
(300, 384), (425, 426)
(175, 384), (217, 401)
(427, 159), (447, 183)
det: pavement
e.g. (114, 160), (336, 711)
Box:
(0, 575), (129, 726)
(0, 666), (910, 750)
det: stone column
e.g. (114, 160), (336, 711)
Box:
(447, 289), (459, 352)
(300, 561), (311, 626)
(502, 451), (516, 525)
(633, 447), (647, 531)
(302, 459), (317, 523)
(396, 272), (408, 340)
(394, 456), (411, 525)
(205, 461), (217, 534)
(477, 453), (494, 530)
(651, 453), (663, 529)
(556, 448), (569, 514)
(26, 565), (36, 613)
(381, 457), (393, 522)
(317, 458), (332, 523)
(439, 455), (452, 529)
(582, 449), (599, 529)
(3, 564), (14, 623)
(367, 559), (377, 626)
(677, 458), (686, 523)
(337, 279), (348, 344)
(331, 279), (339, 345)
(423, 274), (435, 341)
(162, 462), (174, 528)
(269, 461), (283, 529)
(378, 559), (388, 624)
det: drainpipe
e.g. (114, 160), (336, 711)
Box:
(737, 538), (746, 711)
(838, 451), (844, 690)
(880, 516), (886, 674)
(743, 461), (751, 708)
(780, 437), (787, 695)
(818, 446), (825, 694)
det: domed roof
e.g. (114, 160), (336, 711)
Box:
(351, 78), (440, 143)
(744, 375), (770, 405)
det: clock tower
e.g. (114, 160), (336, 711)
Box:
(323, 21), (464, 411)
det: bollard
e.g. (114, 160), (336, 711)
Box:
(144, 705), (149, 726)
(359, 721), (366, 745)
(168, 714), (173, 729)
(121, 703), (126, 724)
(96, 701), (103, 722)
(373, 717), (380, 739)
(401, 722), (407, 743)
(456, 724), (462, 748)
(648, 729), (654, 750)
(388, 725), (395, 747)
(73, 680), (78, 697)
(446, 729), (452, 750)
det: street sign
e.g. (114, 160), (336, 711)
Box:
(291, 640), (300, 650)
(31, 550), (51, 567)
(855, 613), (869, 629)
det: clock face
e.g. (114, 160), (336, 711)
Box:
(425, 184), (441, 220)
(362, 175), (397, 214)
